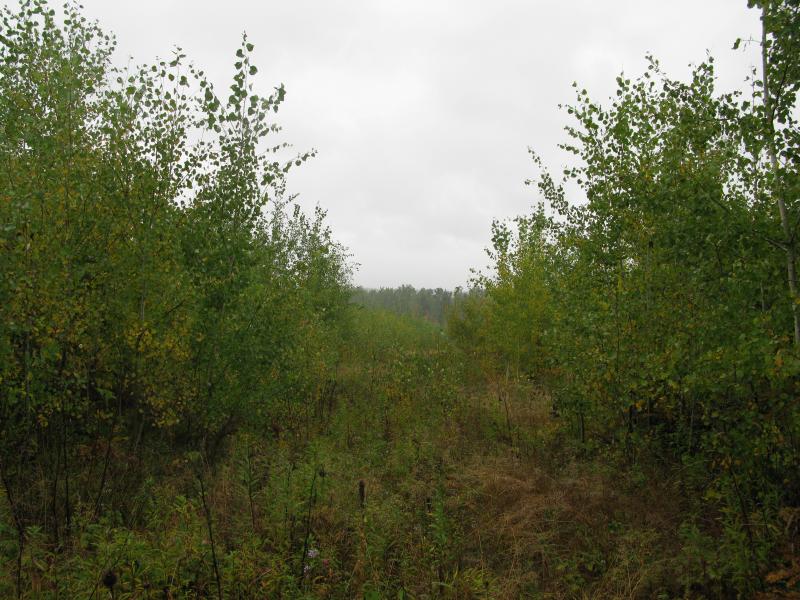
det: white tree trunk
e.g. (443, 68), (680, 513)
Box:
(762, 4), (800, 346)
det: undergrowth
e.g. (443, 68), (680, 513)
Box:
(3, 309), (798, 598)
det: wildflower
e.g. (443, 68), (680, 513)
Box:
(307, 547), (319, 559)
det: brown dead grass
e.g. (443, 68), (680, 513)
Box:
(432, 383), (686, 599)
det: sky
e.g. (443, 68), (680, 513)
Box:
(68, 1), (761, 288)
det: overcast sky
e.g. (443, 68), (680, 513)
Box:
(71, 1), (761, 289)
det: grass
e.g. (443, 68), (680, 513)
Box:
(2, 314), (798, 598)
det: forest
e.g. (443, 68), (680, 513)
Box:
(0, 0), (799, 597)
(351, 286), (461, 327)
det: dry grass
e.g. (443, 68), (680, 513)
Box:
(418, 382), (688, 599)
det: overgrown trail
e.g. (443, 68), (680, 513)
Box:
(292, 313), (689, 598)
(242, 308), (795, 599)
(3, 0), (800, 596)
(0, 309), (686, 598)
(1, 305), (795, 598)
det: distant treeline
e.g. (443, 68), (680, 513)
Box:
(351, 285), (469, 326)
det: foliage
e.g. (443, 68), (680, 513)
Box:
(2, 0), (800, 597)
(0, 1), (349, 595)
(351, 284), (459, 327)
(448, 1), (800, 593)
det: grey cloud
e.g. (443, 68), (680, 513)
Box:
(63, 0), (761, 288)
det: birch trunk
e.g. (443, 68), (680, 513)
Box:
(762, 3), (800, 346)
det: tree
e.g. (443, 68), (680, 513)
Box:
(749, 0), (800, 344)
(0, 0), (351, 563)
